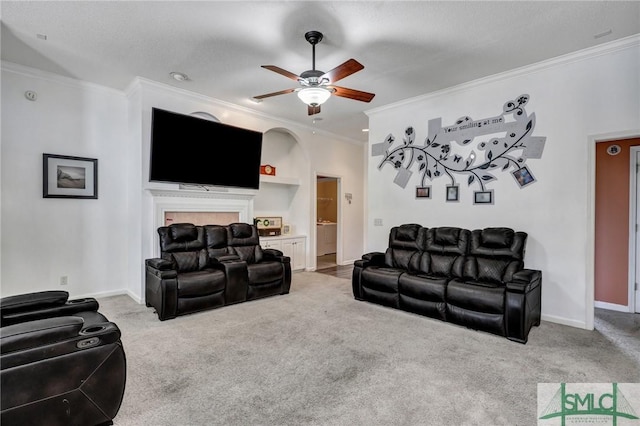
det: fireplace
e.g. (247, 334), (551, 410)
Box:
(148, 188), (254, 257)
(164, 211), (239, 226)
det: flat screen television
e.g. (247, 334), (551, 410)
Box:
(149, 107), (263, 189)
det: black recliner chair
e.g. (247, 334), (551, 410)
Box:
(226, 222), (292, 301)
(446, 228), (542, 343)
(146, 223), (230, 320)
(0, 290), (126, 426)
(353, 223), (425, 308)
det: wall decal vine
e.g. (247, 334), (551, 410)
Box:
(371, 94), (546, 204)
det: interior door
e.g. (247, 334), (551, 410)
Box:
(636, 151), (640, 312)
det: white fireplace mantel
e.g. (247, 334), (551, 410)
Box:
(148, 187), (255, 257)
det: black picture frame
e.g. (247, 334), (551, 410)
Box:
(43, 154), (98, 199)
(473, 190), (494, 205)
(415, 186), (431, 199)
(446, 185), (459, 202)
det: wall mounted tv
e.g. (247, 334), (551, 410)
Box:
(149, 107), (263, 190)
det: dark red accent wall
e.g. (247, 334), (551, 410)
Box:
(595, 138), (639, 305)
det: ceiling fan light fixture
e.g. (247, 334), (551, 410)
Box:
(297, 87), (331, 106)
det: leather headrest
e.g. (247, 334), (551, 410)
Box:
(433, 227), (459, 245)
(480, 228), (514, 248)
(204, 225), (227, 248)
(169, 223), (198, 242)
(230, 223), (253, 238)
(395, 224), (421, 242)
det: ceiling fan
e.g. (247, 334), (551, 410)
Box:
(253, 30), (375, 116)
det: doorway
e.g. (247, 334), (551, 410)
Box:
(316, 175), (339, 270)
(594, 138), (640, 313)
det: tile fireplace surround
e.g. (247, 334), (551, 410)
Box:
(148, 188), (254, 258)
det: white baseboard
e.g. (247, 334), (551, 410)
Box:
(126, 290), (143, 304)
(541, 313), (589, 330)
(73, 289), (142, 304)
(594, 300), (631, 313)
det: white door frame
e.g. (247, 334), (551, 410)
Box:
(588, 130), (640, 328)
(313, 172), (342, 269)
(630, 146), (640, 313)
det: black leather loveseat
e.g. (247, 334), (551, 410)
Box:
(145, 222), (292, 321)
(0, 290), (126, 425)
(352, 224), (542, 343)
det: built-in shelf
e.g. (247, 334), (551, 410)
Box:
(259, 175), (300, 186)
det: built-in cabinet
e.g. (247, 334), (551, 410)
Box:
(316, 223), (337, 256)
(260, 235), (306, 271)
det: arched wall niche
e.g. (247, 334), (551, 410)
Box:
(254, 127), (311, 241)
(262, 127), (309, 164)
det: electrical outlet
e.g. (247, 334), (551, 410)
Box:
(374, 218), (383, 226)
(60, 276), (68, 286)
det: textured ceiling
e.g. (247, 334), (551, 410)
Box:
(2, 1), (639, 142)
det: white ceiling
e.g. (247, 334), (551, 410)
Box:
(2, 1), (639, 142)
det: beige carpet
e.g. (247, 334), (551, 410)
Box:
(97, 272), (639, 426)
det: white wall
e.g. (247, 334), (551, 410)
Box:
(365, 36), (640, 329)
(1, 63), (130, 298)
(127, 78), (366, 300)
(1, 65), (366, 301)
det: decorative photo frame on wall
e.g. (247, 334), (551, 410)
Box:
(473, 190), (494, 205)
(416, 186), (431, 199)
(43, 154), (98, 199)
(446, 185), (459, 202)
(512, 166), (536, 188)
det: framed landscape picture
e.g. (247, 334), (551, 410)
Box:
(473, 190), (494, 205)
(43, 154), (98, 199)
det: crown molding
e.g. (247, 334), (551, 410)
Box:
(366, 33), (640, 116)
(125, 77), (364, 146)
(1, 61), (126, 98)
(1, 60), (363, 146)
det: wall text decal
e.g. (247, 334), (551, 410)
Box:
(372, 94), (546, 204)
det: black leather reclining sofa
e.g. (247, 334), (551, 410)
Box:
(352, 224), (542, 343)
(1, 290), (126, 425)
(145, 222), (292, 320)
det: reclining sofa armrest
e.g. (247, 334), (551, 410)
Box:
(355, 252), (385, 268)
(212, 259), (249, 305)
(1, 316), (123, 370)
(145, 263), (178, 320)
(352, 252), (385, 301)
(146, 258), (173, 271)
(1, 316), (85, 354)
(210, 254), (241, 263)
(0, 291), (100, 327)
(263, 248), (285, 260)
(1, 290), (68, 313)
(145, 259), (178, 280)
(507, 269), (542, 293)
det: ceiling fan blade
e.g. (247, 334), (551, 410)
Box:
(253, 88), (296, 100)
(261, 65), (301, 82)
(308, 105), (321, 115)
(321, 59), (364, 84)
(329, 86), (376, 103)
